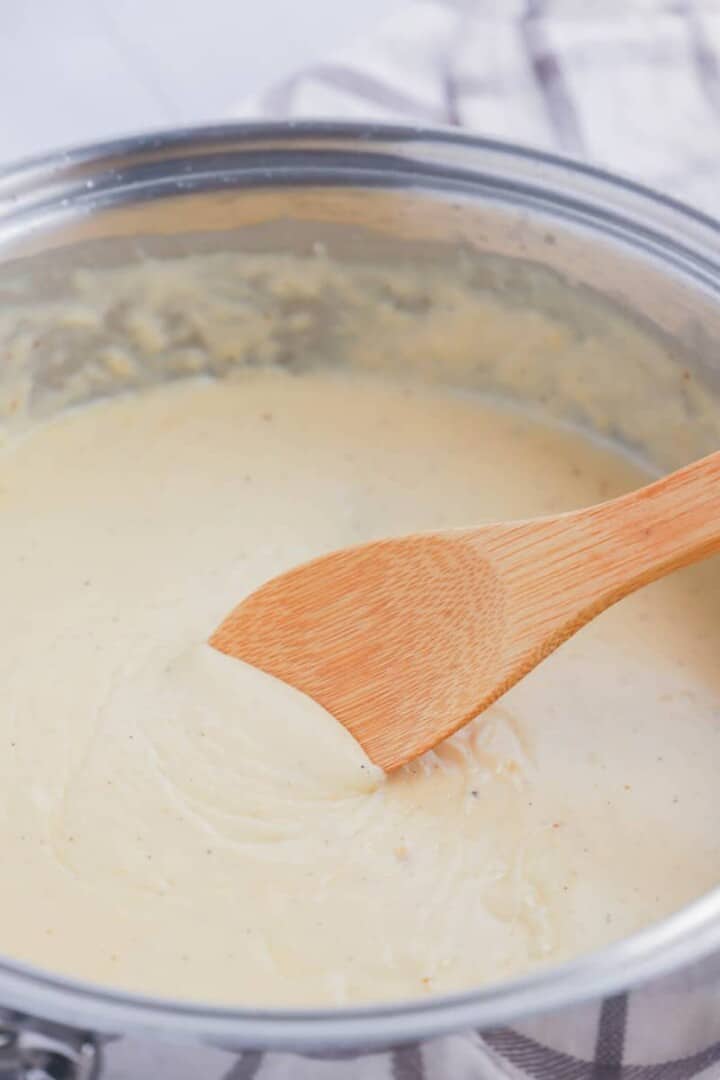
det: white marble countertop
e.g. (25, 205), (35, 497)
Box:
(0, 0), (399, 165)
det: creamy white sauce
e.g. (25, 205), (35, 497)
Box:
(0, 367), (719, 1006)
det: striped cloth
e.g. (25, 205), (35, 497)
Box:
(109, 4), (720, 1078)
(239, 0), (720, 217)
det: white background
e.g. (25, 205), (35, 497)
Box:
(0, 0), (400, 166)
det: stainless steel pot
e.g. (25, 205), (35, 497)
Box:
(0, 122), (719, 1079)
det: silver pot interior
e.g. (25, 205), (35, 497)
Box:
(2, 187), (720, 474)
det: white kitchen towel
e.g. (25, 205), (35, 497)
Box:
(225, 3), (720, 1078)
(239, 0), (720, 217)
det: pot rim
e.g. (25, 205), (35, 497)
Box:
(1, 117), (720, 234)
(0, 119), (719, 1048)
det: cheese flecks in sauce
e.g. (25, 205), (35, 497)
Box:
(0, 370), (719, 1006)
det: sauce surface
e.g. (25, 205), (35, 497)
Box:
(1, 368), (719, 1005)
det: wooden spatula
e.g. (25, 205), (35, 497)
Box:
(210, 450), (720, 771)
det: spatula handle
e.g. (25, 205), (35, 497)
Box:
(578, 448), (720, 596)
(483, 449), (720, 661)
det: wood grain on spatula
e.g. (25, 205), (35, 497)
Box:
(210, 450), (720, 771)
